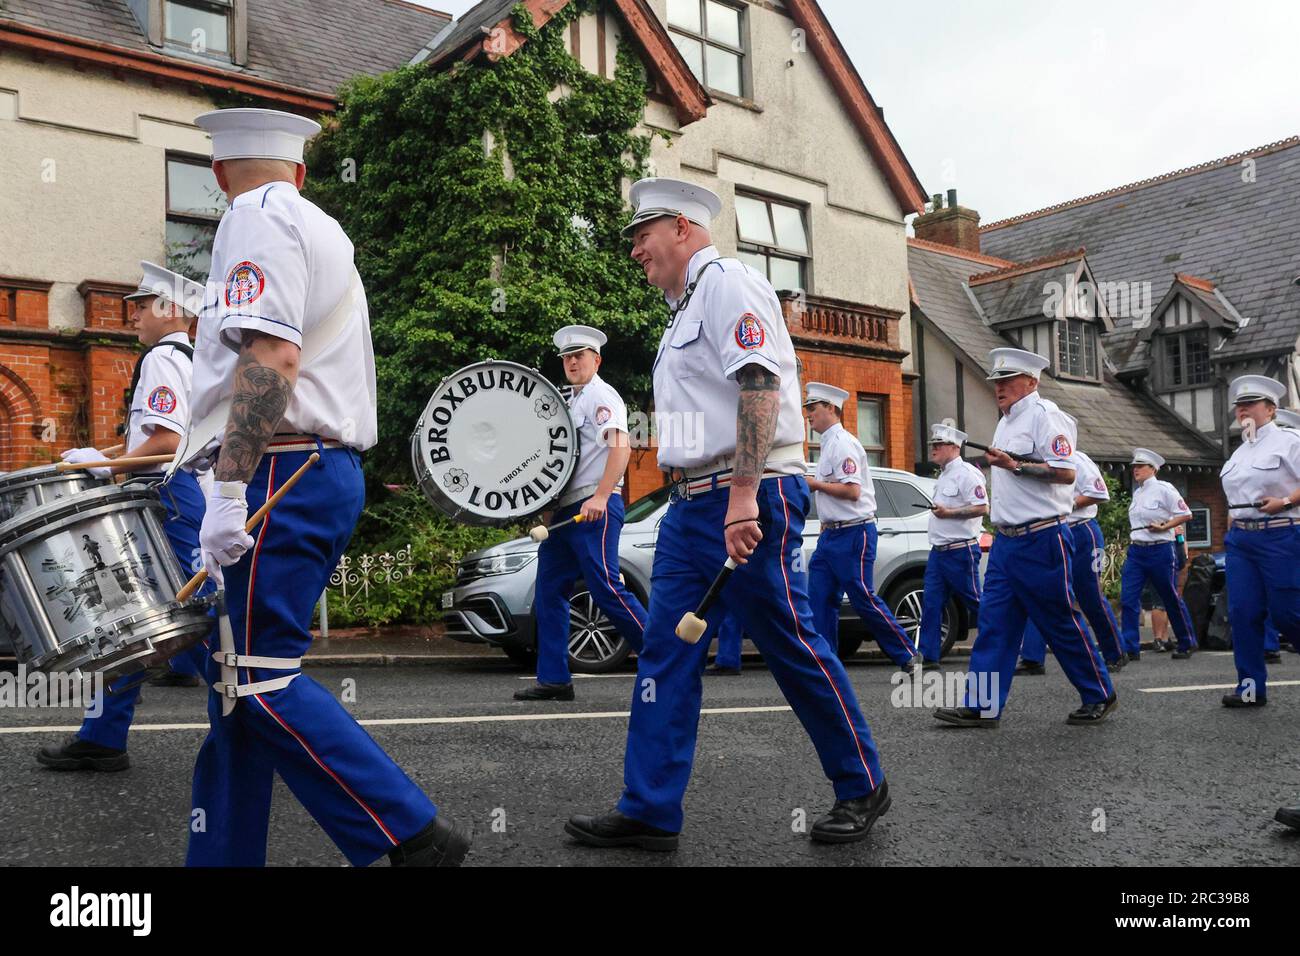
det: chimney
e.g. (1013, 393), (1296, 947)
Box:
(913, 189), (982, 255)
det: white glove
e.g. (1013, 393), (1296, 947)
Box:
(200, 481), (255, 583)
(61, 447), (112, 480)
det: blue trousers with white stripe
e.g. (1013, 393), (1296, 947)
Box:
(186, 448), (436, 867)
(1020, 519), (1124, 666)
(964, 522), (1114, 714)
(1121, 542), (1195, 654)
(809, 523), (916, 666)
(534, 494), (646, 685)
(1225, 525), (1300, 700)
(76, 470), (211, 751)
(919, 541), (982, 662)
(617, 475), (884, 832)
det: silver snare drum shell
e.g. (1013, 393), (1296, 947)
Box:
(0, 463), (109, 524)
(410, 361), (579, 526)
(0, 484), (213, 683)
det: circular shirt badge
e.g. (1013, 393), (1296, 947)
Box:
(1051, 435), (1073, 458)
(225, 260), (265, 307)
(841, 458), (858, 475)
(595, 405), (612, 426)
(974, 485), (986, 500)
(1094, 477), (1106, 491)
(147, 385), (177, 415)
(734, 312), (766, 351)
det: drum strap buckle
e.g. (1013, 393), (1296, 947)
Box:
(211, 650), (302, 703)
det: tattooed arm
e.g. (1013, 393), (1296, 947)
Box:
(214, 331), (300, 484)
(724, 364), (780, 564)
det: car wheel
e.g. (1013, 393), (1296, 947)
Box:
(886, 579), (960, 658)
(568, 588), (633, 674)
(501, 643), (537, 670)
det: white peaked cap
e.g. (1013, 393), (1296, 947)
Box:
(987, 347), (1050, 381)
(553, 325), (608, 355)
(123, 261), (205, 317)
(622, 177), (722, 238)
(803, 382), (850, 409)
(1130, 447), (1165, 469)
(1229, 374), (1286, 406)
(195, 108), (322, 163)
(929, 423), (968, 446)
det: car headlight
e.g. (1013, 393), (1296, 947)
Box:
(460, 553), (537, 577)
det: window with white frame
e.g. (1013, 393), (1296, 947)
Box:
(856, 397), (885, 467)
(1057, 318), (1099, 379)
(666, 0), (746, 97)
(734, 193), (809, 292)
(165, 155), (227, 280)
(164, 0), (231, 57)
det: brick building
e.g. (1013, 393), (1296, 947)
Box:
(0, 0), (451, 470)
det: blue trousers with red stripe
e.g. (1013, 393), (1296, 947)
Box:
(534, 494), (646, 685)
(713, 609), (743, 670)
(77, 470), (211, 751)
(1121, 542), (1195, 654)
(617, 475), (884, 832)
(919, 541), (982, 662)
(964, 523), (1114, 715)
(809, 523), (916, 666)
(1020, 519), (1124, 666)
(186, 448), (436, 867)
(1225, 525), (1300, 700)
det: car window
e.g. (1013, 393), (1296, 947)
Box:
(624, 485), (672, 523)
(876, 478), (932, 518)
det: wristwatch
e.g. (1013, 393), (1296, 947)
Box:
(1012, 464), (1024, 476)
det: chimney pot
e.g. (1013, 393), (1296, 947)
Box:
(947, 188), (958, 208)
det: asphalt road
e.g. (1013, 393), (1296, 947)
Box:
(1, 650), (1297, 866)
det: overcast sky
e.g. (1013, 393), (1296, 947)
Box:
(412, 0), (1300, 222)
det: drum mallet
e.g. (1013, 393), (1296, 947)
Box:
(176, 452), (320, 602)
(55, 453), (175, 473)
(528, 513), (586, 542)
(676, 557), (739, 644)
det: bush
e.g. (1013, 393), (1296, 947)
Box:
(320, 485), (524, 628)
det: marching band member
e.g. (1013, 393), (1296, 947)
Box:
(1017, 448), (1125, 673)
(566, 178), (890, 849)
(805, 383), (918, 671)
(37, 262), (209, 771)
(184, 108), (466, 867)
(1218, 376), (1300, 707)
(918, 423), (986, 668)
(706, 608), (744, 675)
(934, 348), (1115, 727)
(1121, 448), (1196, 660)
(516, 326), (646, 701)
(1265, 407), (1300, 663)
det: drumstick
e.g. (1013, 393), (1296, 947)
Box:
(1228, 500), (1296, 510)
(102, 444), (125, 457)
(528, 513), (586, 542)
(55, 453), (174, 473)
(676, 557), (738, 644)
(963, 440), (1044, 464)
(176, 452), (320, 601)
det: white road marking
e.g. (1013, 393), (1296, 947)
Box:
(0, 704), (794, 735)
(1139, 680), (1300, 694)
(516, 672), (634, 680)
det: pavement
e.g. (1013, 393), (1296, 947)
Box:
(1, 641), (1297, 867)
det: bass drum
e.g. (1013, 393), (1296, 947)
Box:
(411, 361), (579, 526)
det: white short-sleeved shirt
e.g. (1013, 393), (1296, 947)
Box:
(988, 390), (1078, 526)
(651, 245), (804, 471)
(1220, 421), (1300, 520)
(569, 373), (628, 489)
(1129, 476), (1192, 542)
(126, 331), (192, 452)
(813, 422), (873, 522)
(190, 182), (377, 453)
(1070, 450), (1109, 522)
(928, 456), (987, 545)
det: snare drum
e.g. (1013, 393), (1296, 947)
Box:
(410, 361), (579, 526)
(0, 463), (108, 524)
(0, 484), (212, 682)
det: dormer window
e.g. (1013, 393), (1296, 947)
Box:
(164, 0), (231, 57)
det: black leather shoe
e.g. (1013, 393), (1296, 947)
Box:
(388, 814), (471, 867)
(1171, 649), (1192, 660)
(706, 664), (742, 676)
(1221, 693), (1267, 708)
(565, 811), (679, 851)
(513, 682), (575, 701)
(1264, 651), (1283, 664)
(1275, 806), (1300, 830)
(36, 735), (129, 772)
(1015, 660), (1046, 676)
(810, 780), (891, 844)
(1126, 652), (1141, 662)
(899, 657), (921, 676)
(934, 706), (999, 728)
(1067, 693), (1118, 725)
(1106, 657), (1126, 672)
(920, 659), (943, 672)
(150, 670), (202, 688)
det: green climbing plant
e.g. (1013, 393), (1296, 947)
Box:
(305, 0), (666, 481)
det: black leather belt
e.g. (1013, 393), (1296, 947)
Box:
(996, 516), (1065, 537)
